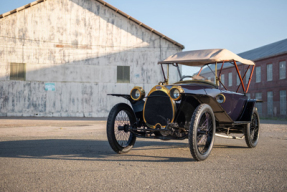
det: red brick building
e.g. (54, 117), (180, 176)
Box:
(200, 39), (287, 118)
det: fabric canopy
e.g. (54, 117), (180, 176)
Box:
(158, 49), (255, 66)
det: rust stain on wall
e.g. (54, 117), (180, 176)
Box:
(55, 44), (92, 49)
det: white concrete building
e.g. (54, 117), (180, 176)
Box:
(0, 0), (184, 117)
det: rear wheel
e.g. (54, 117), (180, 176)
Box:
(107, 103), (136, 153)
(244, 109), (260, 148)
(189, 104), (216, 161)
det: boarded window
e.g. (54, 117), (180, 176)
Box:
(117, 66), (130, 83)
(280, 90), (286, 115)
(255, 93), (262, 115)
(279, 61), (286, 80)
(10, 63), (26, 81)
(256, 66), (261, 83)
(228, 72), (232, 86)
(267, 91), (273, 115)
(267, 64), (272, 81)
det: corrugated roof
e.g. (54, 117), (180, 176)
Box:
(199, 38), (287, 74)
(0, 0), (184, 49)
(0, 0), (46, 18)
(238, 38), (287, 61)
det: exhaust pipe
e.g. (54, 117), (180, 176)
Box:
(215, 133), (245, 140)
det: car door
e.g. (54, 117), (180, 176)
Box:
(219, 90), (247, 121)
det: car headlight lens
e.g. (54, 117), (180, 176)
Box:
(216, 94), (226, 103)
(135, 90), (140, 98)
(130, 87), (145, 101)
(169, 86), (184, 101)
(173, 89), (180, 98)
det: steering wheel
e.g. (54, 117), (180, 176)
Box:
(180, 75), (193, 81)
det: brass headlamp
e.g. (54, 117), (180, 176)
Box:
(130, 86), (145, 101)
(168, 86), (184, 101)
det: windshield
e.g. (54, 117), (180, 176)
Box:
(161, 63), (216, 85)
(160, 61), (254, 94)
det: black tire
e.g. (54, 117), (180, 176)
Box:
(106, 103), (136, 153)
(244, 108), (260, 148)
(189, 104), (216, 161)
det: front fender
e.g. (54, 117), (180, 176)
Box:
(175, 94), (234, 127)
(108, 94), (144, 119)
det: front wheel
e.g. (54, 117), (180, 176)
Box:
(189, 104), (216, 161)
(244, 108), (260, 148)
(106, 103), (136, 153)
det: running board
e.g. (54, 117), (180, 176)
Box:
(215, 133), (245, 140)
(233, 121), (251, 125)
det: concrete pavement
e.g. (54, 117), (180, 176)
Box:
(0, 118), (286, 191)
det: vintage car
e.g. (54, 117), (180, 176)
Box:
(106, 49), (260, 161)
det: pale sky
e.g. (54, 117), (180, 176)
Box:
(1, 0), (286, 74)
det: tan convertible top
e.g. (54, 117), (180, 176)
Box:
(158, 49), (255, 66)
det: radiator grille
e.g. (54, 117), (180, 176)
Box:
(144, 91), (174, 127)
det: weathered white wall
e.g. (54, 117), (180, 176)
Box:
(0, 0), (182, 117)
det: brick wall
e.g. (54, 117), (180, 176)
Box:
(201, 53), (287, 118)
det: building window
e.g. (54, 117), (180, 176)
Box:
(117, 66), (130, 83)
(256, 66), (261, 83)
(267, 91), (273, 115)
(228, 72), (232, 86)
(279, 61), (286, 80)
(280, 90), (286, 115)
(236, 70), (241, 86)
(246, 93), (251, 99)
(245, 69), (250, 84)
(10, 63), (26, 81)
(221, 74), (225, 87)
(255, 93), (262, 115)
(267, 64), (273, 81)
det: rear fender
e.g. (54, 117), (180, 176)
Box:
(237, 99), (256, 121)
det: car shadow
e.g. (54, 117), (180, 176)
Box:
(213, 145), (246, 149)
(0, 139), (195, 162)
(0, 139), (247, 162)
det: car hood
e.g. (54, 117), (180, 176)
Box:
(165, 82), (220, 96)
